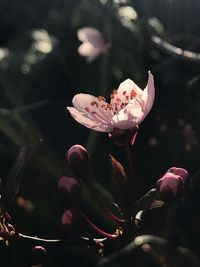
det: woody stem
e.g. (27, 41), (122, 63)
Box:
(80, 211), (119, 240)
(124, 144), (136, 201)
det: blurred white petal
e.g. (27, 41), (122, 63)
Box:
(77, 27), (110, 62)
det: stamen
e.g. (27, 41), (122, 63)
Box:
(116, 98), (121, 103)
(91, 112), (97, 115)
(126, 95), (129, 101)
(98, 96), (106, 101)
(130, 89), (137, 99)
(85, 107), (89, 112)
(91, 101), (99, 107)
(112, 90), (117, 95)
(123, 91), (126, 95)
(107, 104), (113, 110)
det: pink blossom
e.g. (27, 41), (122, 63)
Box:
(67, 71), (155, 133)
(77, 27), (110, 62)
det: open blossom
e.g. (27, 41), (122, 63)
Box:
(67, 71), (155, 133)
(77, 27), (110, 62)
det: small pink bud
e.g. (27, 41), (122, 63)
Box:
(61, 209), (84, 235)
(32, 246), (46, 262)
(156, 172), (183, 202)
(65, 145), (88, 178)
(58, 176), (81, 207)
(167, 167), (189, 184)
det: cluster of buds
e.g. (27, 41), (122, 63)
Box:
(58, 145), (87, 234)
(59, 145), (123, 242)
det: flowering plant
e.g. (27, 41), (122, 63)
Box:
(67, 71), (154, 134)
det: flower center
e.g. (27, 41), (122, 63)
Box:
(84, 89), (137, 116)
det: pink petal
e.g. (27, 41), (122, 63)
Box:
(77, 27), (105, 47)
(78, 42), (101, 62)
(67, 107), (112, 132)
(72, 93), (112, 123)
(141, 71), (155, 115)
(111, 100), (144, 129)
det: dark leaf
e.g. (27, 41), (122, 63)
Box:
(130, 188), (164, 216)
(3, 139), (42, 205)
(109, 155), (129, 213)
(134, 235), (200, 267)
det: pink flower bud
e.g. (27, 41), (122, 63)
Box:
(167, 167), (189, 184)
(58, 176), (81, 207)
(61, 209), (84, 235)
(65, 145), (88, 178)
(32, 246), (46, 262)
(156, 172), (183, 202)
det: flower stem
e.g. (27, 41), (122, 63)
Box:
(19, 233), (61, 243)
(86, 182), (125, 224)
(124, 144), (136, 200)
(80, 211), (119, 240)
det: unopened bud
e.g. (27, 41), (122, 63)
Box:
(61, 209), (84, 235)
(58, 176), (81, 207)
(167, 167), (189, 184)
(65, 145), (88, 178)
(156, 172), (183, 202)
(32, 246), (46, 262)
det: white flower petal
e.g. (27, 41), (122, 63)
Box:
(77, 27), (105, 47)
(118, 78), (143, 96)
(69, 93), (114, 131)
(77, 27), (109, 62)
(78, 42), (101, 62)
(72, 93), (112, 121)
(111, 100), (144, 129)
(141, 71), (155, 117)
(67, 107), (112, 132)
(110, 78), (143, 111)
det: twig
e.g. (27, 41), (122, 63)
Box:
(151, 35), (200, 63)
(19, 233), (61, 243)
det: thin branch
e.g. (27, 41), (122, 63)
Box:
(19, 233), (61, 243)
(151, 35), (200, 63)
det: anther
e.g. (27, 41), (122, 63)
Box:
(98, 96), (106, 101)
(107, 104), (113, 110)
(130, 89), (137, 99)
(91, 101), (99, 107)
(85, 107), (89, 112)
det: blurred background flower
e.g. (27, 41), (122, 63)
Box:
(77, 27), (110, 62)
